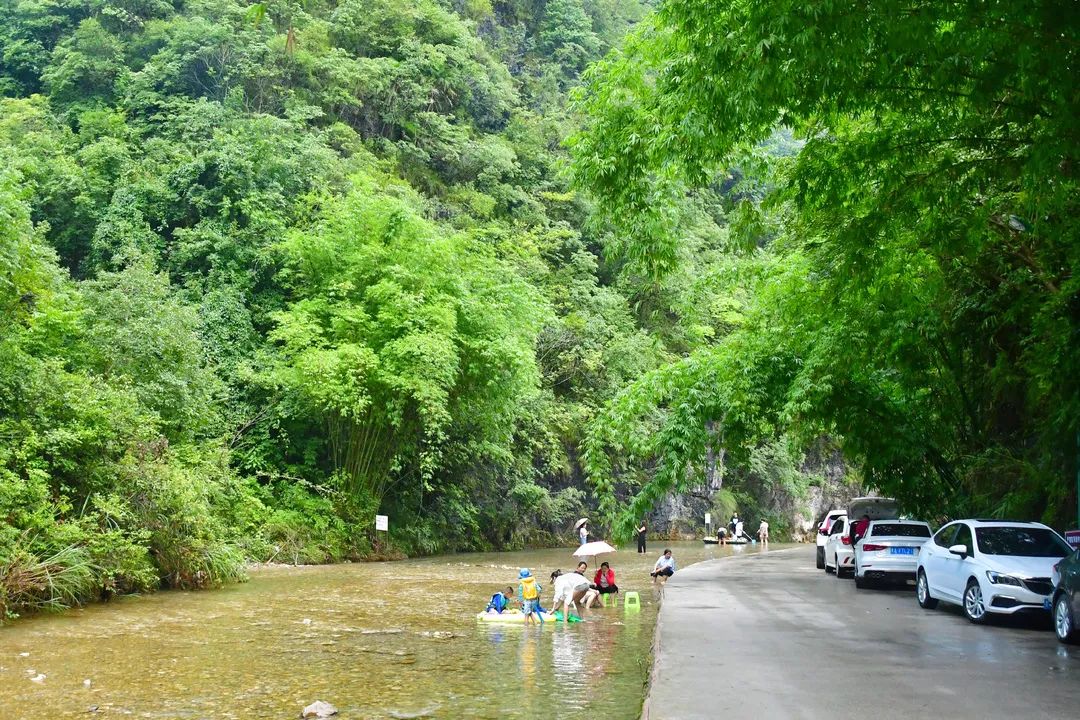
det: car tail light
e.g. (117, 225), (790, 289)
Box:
(861, 543), (887, 551)
(841, 537), (851, 545)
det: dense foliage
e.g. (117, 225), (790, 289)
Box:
(572, 0), (1079, 536)
(0, 0), (666, 618)
(6, 0), (1071, 619)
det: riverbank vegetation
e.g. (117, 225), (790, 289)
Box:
(573, 0), (1078, 537)
(2, 1), (1074, 620)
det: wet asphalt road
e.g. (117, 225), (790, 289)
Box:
(645, 546), (1078, 719)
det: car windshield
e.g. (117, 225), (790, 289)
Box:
(871, 523), (930, 537)
(975, 527), (1071, 557)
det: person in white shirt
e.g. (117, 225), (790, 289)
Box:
(758, 519), (769, 543)
(650, 549), (676, 581)
(549, 569), (590, 622)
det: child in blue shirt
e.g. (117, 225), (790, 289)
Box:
(485, 585), (515, 613)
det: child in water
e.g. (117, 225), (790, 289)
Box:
(517, 568), (544, 624)
(485, 585), (516, 613)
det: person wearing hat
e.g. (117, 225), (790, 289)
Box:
(517, 568), (543, 624)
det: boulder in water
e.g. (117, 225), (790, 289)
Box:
(301, 700), (338, 718)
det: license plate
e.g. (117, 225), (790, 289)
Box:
(890, 547), (915, 555)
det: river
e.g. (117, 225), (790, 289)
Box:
(0, 540), (778, 719)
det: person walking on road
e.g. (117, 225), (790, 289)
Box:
(650, 549), (676, 582)
(636, 519), (648, 553)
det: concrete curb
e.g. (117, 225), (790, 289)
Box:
(639, 546), (809, 720)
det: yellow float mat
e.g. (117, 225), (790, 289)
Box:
(475, 610), (556, 623)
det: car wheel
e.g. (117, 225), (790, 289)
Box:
(963, 578), (988, 623)
(816, 546), (825, 570)
(854, 575), (865, 589)
(834, 555), (845, 579)
(916, 570), (938, 609)
(825, 554), (834, 574)
(1054, 593), (1078, 644)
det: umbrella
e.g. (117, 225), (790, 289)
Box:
(573, 541), (616, 558)
(574, 518), (589, 530)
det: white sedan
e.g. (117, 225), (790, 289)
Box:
(853, 519), (932, 588)
(823, 515), (855, 578)
(916, 519), (1072, 623)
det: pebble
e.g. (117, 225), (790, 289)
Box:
(30, 673), (46, 683)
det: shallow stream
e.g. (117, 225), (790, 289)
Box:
(0, 540), (779, 719)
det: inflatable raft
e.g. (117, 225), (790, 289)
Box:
(476, 610), (557, 624)
(703, 536), (752, 544)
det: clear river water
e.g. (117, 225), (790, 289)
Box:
(0, 540), (779, 719)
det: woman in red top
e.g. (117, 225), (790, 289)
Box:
(592, 562), (619, 596)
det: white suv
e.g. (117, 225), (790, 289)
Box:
(816, 509), (845, 569)
(916, 519), (1072, 623)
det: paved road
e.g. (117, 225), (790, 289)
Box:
(645, 546), (1078, 719)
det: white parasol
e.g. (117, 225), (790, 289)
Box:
(574, 517), (589, 530)
(573, 540), (616, 558)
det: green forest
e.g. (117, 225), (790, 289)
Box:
(1, 0), (1076, 619)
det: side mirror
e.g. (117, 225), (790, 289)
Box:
(948, 544), (969, 558)
(819, 527), (829, 536)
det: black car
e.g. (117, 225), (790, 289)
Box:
(1051, 546), (1080, 643)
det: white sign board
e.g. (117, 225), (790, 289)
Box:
(704, 513), (711, 525)
(375, 514), (388, 532)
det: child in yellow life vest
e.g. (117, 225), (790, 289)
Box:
(517, 568), (544, 624)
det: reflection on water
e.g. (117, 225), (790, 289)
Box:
(0, 541), (780, 719)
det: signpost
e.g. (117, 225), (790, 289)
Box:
(1066, 529), (1080, 551)
(375, 514), (388, 552)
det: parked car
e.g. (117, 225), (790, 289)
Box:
(916, 520), (1072, 624)
(853, 519), (932, 588)
(816, 509), (846, 569)
(1050, 546), (1080, 644)
(824, 515), (855, 577)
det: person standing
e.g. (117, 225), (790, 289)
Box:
(636, 519), (648, 553)
(757, 519), (769, 544)
(650, 548), (676, 581)
(578, 521), (589, 546)
(517, 569), (544, 624)
(850, 514), (870, 546)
